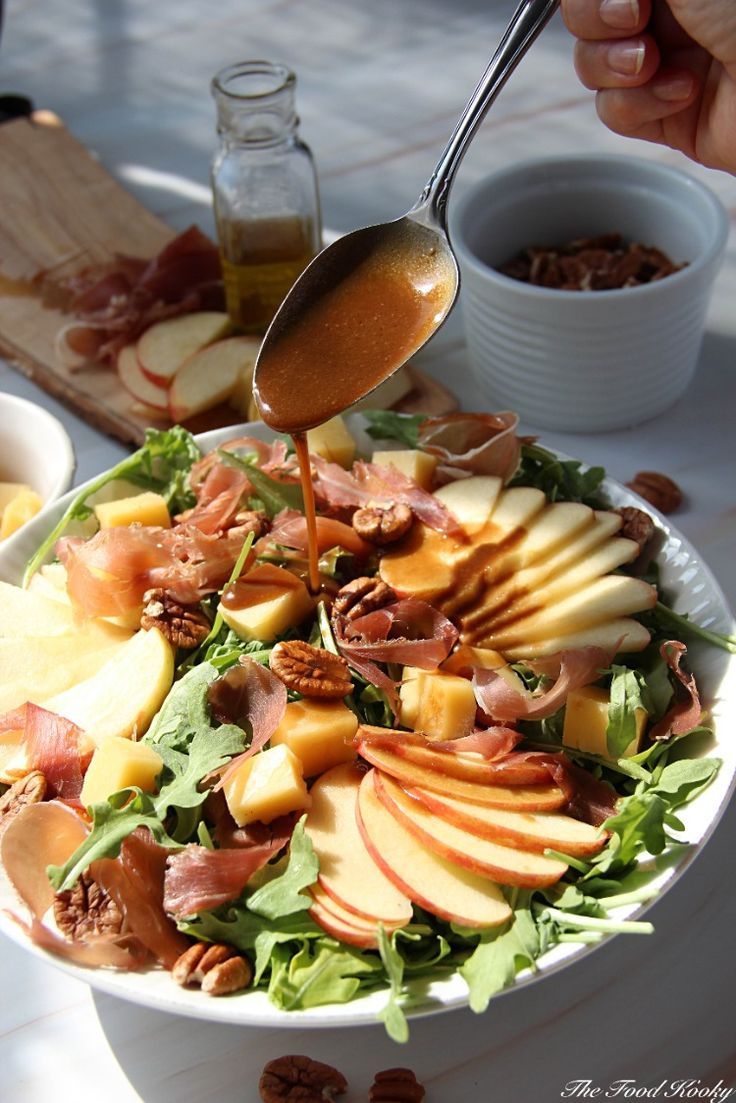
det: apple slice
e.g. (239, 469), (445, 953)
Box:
(168, 336), (261, 422)
(117, 345), (169, 412)
(433, 476), (502, 533)
(137, 311), (232, 384)
(358, 740), (568, 811)
(357, 769), (511, 928)
(308, 882), (404, 948)
(407, 785), (606, 857)
(357, 726), (552, 786)
(375, 772), (568, 888)
(303, 762), (413, 926)
(501, 617), (652, 659)
(43, 627), (174, 750)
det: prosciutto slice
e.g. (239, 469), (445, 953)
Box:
(335, 599), (459, 669)
(356, 722), (521, 761)
(473, 646), (612, 723)
(23, 703), (85, 800)
(54, 226), (226, 367)
(163, 818), (292, 918)
(210, 659), (287, 790)
(650, 641), (702, 741)
(92, 831), (189, 968)
(264, 509), (371, 559)
(417, 411), (521, 484)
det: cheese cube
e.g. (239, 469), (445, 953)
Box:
(80, 734), (164, 806)
(398, 667), (423, 729)
(0, 487), (43, 539)
(372, 449), (438, 491)
(306, 416), (356, 468)
(219, 563), (314, 641)
(563, 684), (646, 759)
(400, 670), (477, 741)
(223, 744), (310, 826)
(271, 699), (358, 777)
(441, 645), (531, 698)
(94, 491), (171, 529)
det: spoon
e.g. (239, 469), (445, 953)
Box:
(253, 0), (560, 434)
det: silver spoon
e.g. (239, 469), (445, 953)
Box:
(253, 0), (560, 433)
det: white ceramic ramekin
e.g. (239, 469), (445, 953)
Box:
(449, 155), (729, 432)
(0, 391), (75, 506)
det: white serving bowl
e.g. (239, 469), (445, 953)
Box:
(0, 393), (75, 542)
(448, 154), (729, 432)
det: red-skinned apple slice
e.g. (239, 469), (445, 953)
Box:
(303, 762), (413, 926)
(117, 345), (169, 412)
(137, 311), (232, 384)
(308, 897), (380, 949)
(357, 769), (511, 928)
(358, 725), (551, 786)
(358, 741), (567, 811)
(374, 771), (568, 888)
(168, 336), (261, 422)
(406, 785), (606, 857)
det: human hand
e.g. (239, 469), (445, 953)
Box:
(560, 0), (736, 173)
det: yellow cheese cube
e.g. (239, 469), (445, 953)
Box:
(398, 667), (423, 729)
(223, 744), (310, 826)
(563, 684), (646, 759)
(306, 415), (357, 468)
(399, 670), (476, 741)
(219, 563), (314, 641)
(94, 491), (171, 530)
(0, 488), (43, 539)
(80, 734), (164, 806)
(372, 449), (438, 491)
(271, 699), (358, 777)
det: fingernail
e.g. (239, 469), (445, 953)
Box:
(600, 0), (640, 30)
(653, 73), (695, 101)
(607, 40), (645, 75)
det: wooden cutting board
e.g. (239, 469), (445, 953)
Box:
(0, 112), (455, 445)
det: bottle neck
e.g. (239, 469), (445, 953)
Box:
(212, 60), (298, 147)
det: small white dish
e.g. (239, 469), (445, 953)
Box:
(0, 393), (76, 532)
(0, 418), (734, 1030)
(449, 155), (729, 432)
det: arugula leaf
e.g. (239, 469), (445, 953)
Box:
(606, 666), (646, 757)
(181, 904), (323, 981)
(145, 663), (220, 747)
(247, 818), (319, 920)
(652, 600), (736, 655)
(47, 789), (180, 892)
(362, 410), (427, 449)
(218, 450), (304, 517)
(268, 938), (381, 1011)
(459, 908), (538, 1014)
(377, 926), (409, 1043)
(509, 443), (606, 506)
(24, 427), (201, 585)
(153, 723), (245, 838)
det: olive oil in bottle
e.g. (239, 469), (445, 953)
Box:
(211, 61), (322, 334)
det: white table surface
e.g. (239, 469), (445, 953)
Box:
(1, 2), (735, 1100)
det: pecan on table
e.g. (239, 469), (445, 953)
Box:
(171, 942), (252, 996)
(0, 771), (47, 826)
(332, 576), (397, 622)
(140, 588), (211, 649)
(614, 506), (656, 551)
(369, 1068), (426, 1103)
(259, 1055), (348, 1103)
(53, 870), (125, 941)
(626, 471), (683, 514)
(352, 501), (413, 546)
(269, 640), (353, 699)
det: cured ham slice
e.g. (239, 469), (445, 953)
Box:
(209, 659), (287, 789)
(650, 641), (702, 740)
(473, 646), (612, 723)
(417, 411), (521, 483)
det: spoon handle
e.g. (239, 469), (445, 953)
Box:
(412, 0), (560, 229)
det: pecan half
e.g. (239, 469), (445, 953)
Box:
(0, 770), (47, 826)
(614, 506), (656, 551)
(259, 1055), (347, 1103)
(171, 942), (252, 995)
(54, 870), (125, 940)
(332, 576), (397, 622)
(229, 508), (271, 540)
(269, 640), (352, 698)
(626, 471), (683, 513)
(141, 588), (211, 648)
(352, 501), (413, 546)
(370, 1068), (426, 1103)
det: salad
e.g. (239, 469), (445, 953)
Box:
(0, 411), (729, 1042)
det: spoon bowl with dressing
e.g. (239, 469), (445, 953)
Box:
(253, 0), (560, 435)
